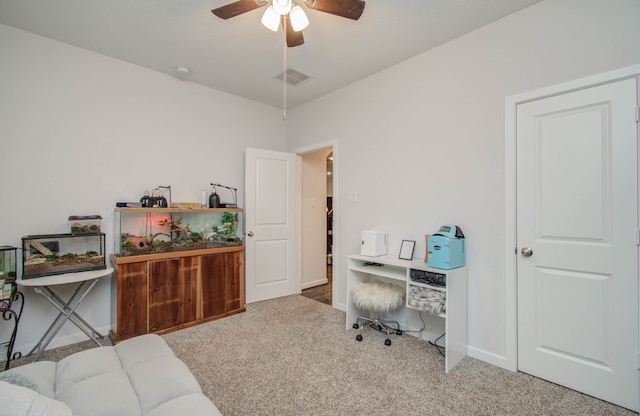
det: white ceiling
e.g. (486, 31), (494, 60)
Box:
(0, 0), (543, 109)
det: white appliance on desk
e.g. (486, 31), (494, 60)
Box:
(360, 230), (387, 256)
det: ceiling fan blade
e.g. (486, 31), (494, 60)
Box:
(211, 0), (265, 20)
(283, 16), (305, 47)
(305, 0), (365, 20)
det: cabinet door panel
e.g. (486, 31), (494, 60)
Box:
(117, 262), (147, 341)
(226, 252), (243, 312)
(178, 256), (199, 323)
(201, 254), (227, 318)
(148, 258), (181, 332)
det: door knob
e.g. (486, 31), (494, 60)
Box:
(521, 247), (533, 257)
(247, 231), (254, 237)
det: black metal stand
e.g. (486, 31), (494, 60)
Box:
(1, 289), (24, 370)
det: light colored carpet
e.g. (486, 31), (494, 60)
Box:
(10, 295), (637, 415)
(162, 295), (635, 416)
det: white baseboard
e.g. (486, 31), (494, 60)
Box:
(301, 278), (328, 290)
(13, 324), (112, 358)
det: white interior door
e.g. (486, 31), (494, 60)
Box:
(245, 148), (299, 303)
(516, 78), (639, 410)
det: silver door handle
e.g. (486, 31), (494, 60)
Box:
(247, 231), (254, 237)
(521, 247), (533, 257)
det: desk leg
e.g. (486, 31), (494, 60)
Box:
(45, 286), (104, 340)
(28, 278), (103, 362)
(28, 282), (88, 359)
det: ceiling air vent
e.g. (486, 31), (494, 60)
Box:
(275, 68), (311, 86)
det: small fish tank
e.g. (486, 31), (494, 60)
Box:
(114, 208), (244, 258)
(22, 233), (106, 279)
(0, 246), (17, 282)
(0, 246), (18, 308)
(68, 215), (102, 234)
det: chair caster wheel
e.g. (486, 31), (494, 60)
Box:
(385, 339), (392, 346)
(356, 334), (363, 342)
(353, 323), (359, 329)
(396, 329), (403, 336)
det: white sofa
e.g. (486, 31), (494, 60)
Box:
(0, 334), (221, 416)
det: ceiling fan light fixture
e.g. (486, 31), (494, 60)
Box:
(212, 0), (366, 48)
(272, 0), (292, 15)
(261, 6), (281, 31)
(289, 5), (309, 32)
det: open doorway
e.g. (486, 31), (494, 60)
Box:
(300, 149), (333, 305)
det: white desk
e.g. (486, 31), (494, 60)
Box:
(347, 255), (467, 373)
(18, 268), (113, 361)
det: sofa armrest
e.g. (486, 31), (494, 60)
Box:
(0, 361), (57, 398)
(0, 380), (73, 416)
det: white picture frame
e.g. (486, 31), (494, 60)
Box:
(399, 240), (416, 260)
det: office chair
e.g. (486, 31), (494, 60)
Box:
(351, 279), (405, 346)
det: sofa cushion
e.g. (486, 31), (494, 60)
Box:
(55, 371), (142, 416)
(147, 393), (221, 416)
(0, 380), (73, 416)
(115, 332), (175, 368)
(55, 347), (123, 397)
(128, 355), (204, 414)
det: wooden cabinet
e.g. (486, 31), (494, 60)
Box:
(111, 246), (245, 343)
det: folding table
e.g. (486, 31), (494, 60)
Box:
(17, 267), (113, 362)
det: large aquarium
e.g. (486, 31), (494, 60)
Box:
(114, 208), (244, 257)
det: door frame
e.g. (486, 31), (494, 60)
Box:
(292, 140), (339, 308)
(503, 63), (640, 372)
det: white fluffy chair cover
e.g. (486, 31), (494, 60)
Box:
(351, 280), (405, 312)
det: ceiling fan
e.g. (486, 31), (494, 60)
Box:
(211, 0), (365, 47)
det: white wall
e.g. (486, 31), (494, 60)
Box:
(0, 24), (286, 353)
(301, 149), (332, 289)
(3, 0), (639, 370)
(286, 0), (640, 367)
